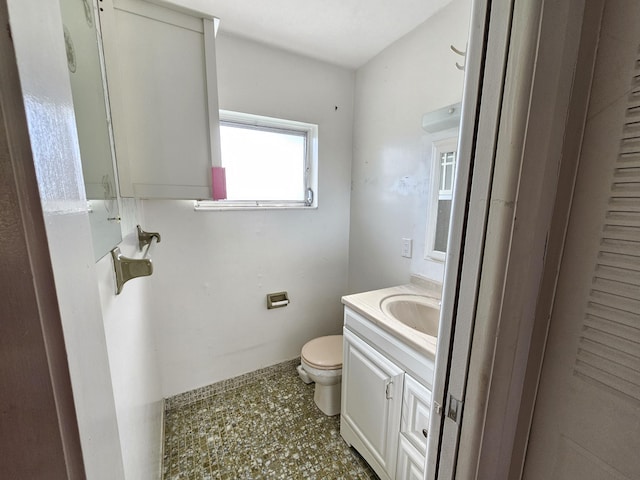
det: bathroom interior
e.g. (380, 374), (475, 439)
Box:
(7, 0), (640, 479)
(40, 0), (470, 477)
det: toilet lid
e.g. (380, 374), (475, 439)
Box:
(301, 335), (343, 370)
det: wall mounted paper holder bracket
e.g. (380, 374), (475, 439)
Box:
(267, 291), (289, 309)
(110, 225), (161, 295)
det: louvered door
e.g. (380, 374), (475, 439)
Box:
(523, 3), (640, 479)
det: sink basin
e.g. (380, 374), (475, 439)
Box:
(380, 294), (440, 337)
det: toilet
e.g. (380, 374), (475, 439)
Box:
(297, 335), (343, 416)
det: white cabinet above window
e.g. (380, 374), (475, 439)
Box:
(99, 0), (221, 199)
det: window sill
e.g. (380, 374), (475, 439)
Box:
(194, 200), (317, 211)
(425, 251), (446, 263)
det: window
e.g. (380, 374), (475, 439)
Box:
(425, 137), (457, 261)
(195, 110), (318, 210)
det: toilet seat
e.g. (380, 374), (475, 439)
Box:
(301, 335), (343, 370)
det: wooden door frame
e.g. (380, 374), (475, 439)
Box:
(0, 1), (85, 477)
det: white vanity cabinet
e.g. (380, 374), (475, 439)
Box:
(99, 0), (221, 199)
(396, 436), (427, 480)
(341, 306), (435, 480)
(400, 375), (431, 457)
(341, 329), (404, 479)
(397, 374), (431, 480)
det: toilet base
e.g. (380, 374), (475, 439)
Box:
(314, 382), (341, 416)
(297, 364), (313, 384)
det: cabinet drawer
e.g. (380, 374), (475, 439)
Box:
(400, 374), (431, 456)
(396, 435), (425, 480)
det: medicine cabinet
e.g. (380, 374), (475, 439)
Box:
(60, 0), (122, 260)
(99, 0), (221, 200)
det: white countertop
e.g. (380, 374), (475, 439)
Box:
(341, 281), (440, 358)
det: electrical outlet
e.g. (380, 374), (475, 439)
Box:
(401, 238), (413, 258)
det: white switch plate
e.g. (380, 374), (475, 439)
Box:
(402, 238), (413, 258)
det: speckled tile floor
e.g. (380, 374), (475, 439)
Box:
(162, 359), (380, 480)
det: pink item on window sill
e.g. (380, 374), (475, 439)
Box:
(212, 166), (227, 200)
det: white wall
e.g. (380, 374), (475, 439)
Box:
(147, 33), (355, 397)
(8, 2), (163, 478)
(97, 201), (163, 480)
(348, 0), (471, 293)
(6, 1), (125, 478)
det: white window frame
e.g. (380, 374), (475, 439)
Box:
(425, 137), (458, 262)
(195, 110), (318, 210)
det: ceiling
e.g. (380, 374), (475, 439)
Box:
(209, 0), (453, 69)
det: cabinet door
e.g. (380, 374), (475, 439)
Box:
(400, 374), (431, 456)
(341, 329), (404, 478)
(396, 436), (426, 480)
(100, 0), (221, 199)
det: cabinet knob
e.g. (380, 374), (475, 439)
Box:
(422, 428), (428, 438)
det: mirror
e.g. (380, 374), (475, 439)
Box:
(59, 0), (122, 261)
(425, 136), (458, 262)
